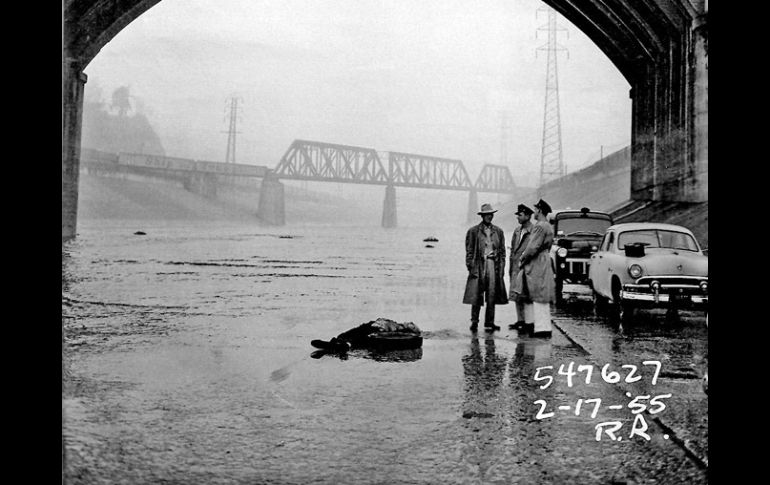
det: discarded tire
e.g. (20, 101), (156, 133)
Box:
(365, 332), (423, 350)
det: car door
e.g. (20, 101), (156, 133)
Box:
(596, 230), (617, 298)
(590, 231), (611, 297)
(588, 233), (609, 294)
(602, 231), (623, 300)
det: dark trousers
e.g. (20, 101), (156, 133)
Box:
(471, 259), (497, 325)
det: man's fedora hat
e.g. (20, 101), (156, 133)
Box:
(515, 204), (534, 216)
(477, 203), (498, 215)
(534, 199), (552, 214)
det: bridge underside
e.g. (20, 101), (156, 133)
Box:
(543, 0), (708, 204)
(63, 0), (707, 240)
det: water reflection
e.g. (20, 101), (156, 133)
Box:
(461, 336), (506, 418)
(361, 347), (423, 362)
(522, 339), (553, 364)
(457, 336), (513, 481)
(309, 347), (423, 362)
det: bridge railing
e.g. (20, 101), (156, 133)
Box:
(80, 149), (269, 178)
(80, 148), (119, 164)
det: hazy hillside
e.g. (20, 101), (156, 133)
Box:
(81, 90), (165, 156)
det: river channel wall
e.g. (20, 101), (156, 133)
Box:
(496, 147), (707, 248)
(77, 162), (377, 224)
(538, 146), (632, 213)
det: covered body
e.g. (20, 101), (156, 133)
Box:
(335, 318), (422, 349)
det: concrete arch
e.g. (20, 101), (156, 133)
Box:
(62, 0), (708, 239)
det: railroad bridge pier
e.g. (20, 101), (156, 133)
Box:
(256, 174), (285, 226)
(381, 185), (397, 228)
(183, 172), (218, 199)
(466, 190), (478, 225)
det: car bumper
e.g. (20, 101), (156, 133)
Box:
(621, 285), (708, 308)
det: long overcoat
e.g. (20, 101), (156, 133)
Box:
(462, 223), (509, 306)
(512, 219), (555, 304)
(508, 221), (533, 301)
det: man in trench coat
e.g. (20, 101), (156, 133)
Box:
(513, 199), (555, 338)
(463, 203), (508, 332)
(508, 204), (535, 330)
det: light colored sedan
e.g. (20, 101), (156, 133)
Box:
(588, 222), (708, 322)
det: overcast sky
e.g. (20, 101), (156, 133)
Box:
(83, 0), (631, 188)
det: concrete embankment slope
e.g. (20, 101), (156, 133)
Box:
(538, 147), (632, 213)
(77, 173), (253, 221)
(500, 146), (707, 248)
(492, 148), (630, 229)
(611, 200), (708, 250)
(77, 172), (377, 224)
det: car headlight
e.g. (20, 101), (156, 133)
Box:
(700, 281), (708, 293)
(557, 247), (568, 258)
(628, 264), (643, 279)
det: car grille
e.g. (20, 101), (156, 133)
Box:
(636, 276), (707, 286)
(564, 259), (588, 275)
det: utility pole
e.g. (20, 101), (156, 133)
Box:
(223, 96), (243, 164)
(536, 6), (568, 191)
(500, 110), (512, 204)
(499, 110), (512, 168)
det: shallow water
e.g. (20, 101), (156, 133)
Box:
(62, 220), (706, 484)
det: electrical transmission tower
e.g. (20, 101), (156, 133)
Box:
(223, 96), (243, 164)
(536, 6), (568, 190)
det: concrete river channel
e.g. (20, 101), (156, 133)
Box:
(62, 220), (708, 484)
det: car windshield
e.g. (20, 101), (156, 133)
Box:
(555, 216), (611, 236)
(617, 229), (699, 251)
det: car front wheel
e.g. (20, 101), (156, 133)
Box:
(555, 277), (564, 305)
(592, 290), (608, 317)
(610, 281), (633, 325)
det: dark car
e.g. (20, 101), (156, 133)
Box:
(549, 207), (613, 303)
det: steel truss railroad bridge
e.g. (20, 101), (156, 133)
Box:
(271, 140), (518, 227)
(80, 139), (518, 228)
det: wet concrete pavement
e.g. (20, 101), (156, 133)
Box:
(62, 222), (708, 484)
(552, 285), (709, 470)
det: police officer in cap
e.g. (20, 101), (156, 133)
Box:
(508, 204), (535, 330)
(517, 199), (555, 337)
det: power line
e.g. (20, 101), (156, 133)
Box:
(499, 110), (512, 167)
(223, 95), (243, 164)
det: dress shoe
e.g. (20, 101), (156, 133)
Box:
(531, 331), (552, 338)
(484, 324), (501, 332)
(520, 323), (535, 334)
(470, 321), (479, 332)
(508, 321), (525, 330)
(328, 337), (351, 352)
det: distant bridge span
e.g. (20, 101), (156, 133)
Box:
(78, 140), (514, 227)
(274, 139), (517, 194)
